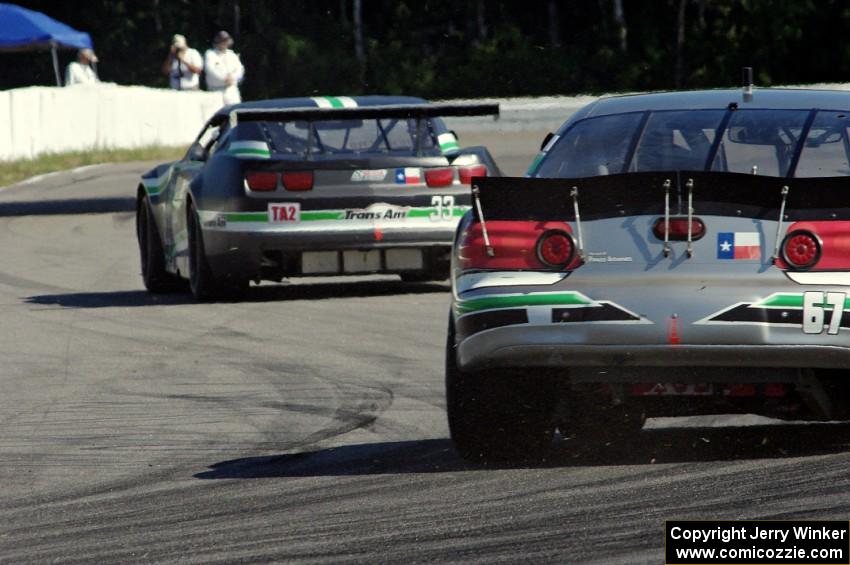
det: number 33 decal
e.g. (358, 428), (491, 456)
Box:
(803, 291), (846, 335)
(430, 195), (455, 221)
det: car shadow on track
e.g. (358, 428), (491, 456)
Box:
(195, 422), (850, 479)
(26, 290), (195, 308)
(25, 280), (448, 308)
(0, 197), (135, 216)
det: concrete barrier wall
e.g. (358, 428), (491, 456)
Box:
(0, 83), (225, 160)
(4, 81), (850, 161)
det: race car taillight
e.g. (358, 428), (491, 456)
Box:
(459, 164), (488, 185)
(282, 170), (314, 191)
(425, 167), (454, 188)
(457, 220), (581, 271)
(536, 230), (576, 268)
(781, 230), (821, 269)
(245, 171), (277, 191)
(652, 217), (705, 241)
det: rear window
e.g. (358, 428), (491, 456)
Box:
(710, 109), (809, 176)
(535, 108), (850, 178)
(630, 110), (724, 172)
(253, 118), (438, 155)
(536, 113), (643, 177)
(794, 111), (850, 177)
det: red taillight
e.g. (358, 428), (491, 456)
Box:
(652, 217), (705, 240)
(459, 164), (488, 185)
(424, 167), (454, 187)
(781, 230), (821, 269)
(282, 170), (313, 191)
(457, 220), (580, 271)
(245, 171), (277, 191)
(536, 230), (575, 268)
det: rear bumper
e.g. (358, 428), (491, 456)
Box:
(458, 329), (850, 370)
(202, 224), (456, 277)
(452, 265), (850, 374)
(456, 323), (850, 373)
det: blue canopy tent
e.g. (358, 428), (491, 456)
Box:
(0, 3), (93, 86)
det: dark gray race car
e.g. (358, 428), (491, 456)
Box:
(447, 87), (850, 462)
(135, 95), (499, 300)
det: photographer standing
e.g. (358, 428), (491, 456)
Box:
(162, 34), (203, 91)
(204, 30), (244, 104)
(65, 49), (99, 86)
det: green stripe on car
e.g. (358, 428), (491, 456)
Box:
(755, 292), (850, 310)
(456, 292), (594, 315)
(312, 96), (358, 109)
(228, 141), (272, 159)
(526, 153), (545, 175)
(224, 212), (268, 222)
(437, 133), (460, 154)
(142, 176), (168, 196)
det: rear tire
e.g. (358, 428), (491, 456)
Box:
(446, 318), (556, 463)
(187, 201), (247, 301)
(136, 195), (184, 293)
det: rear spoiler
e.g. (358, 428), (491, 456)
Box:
(228, 103), (499, 127)
(473, 172), (850, 222)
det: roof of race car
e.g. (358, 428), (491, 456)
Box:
(214, 95), (428, 118)
(578, 88), (850, 119)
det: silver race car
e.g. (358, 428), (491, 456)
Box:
(448, 87), (850, 461)
(136, 96), (499, 300)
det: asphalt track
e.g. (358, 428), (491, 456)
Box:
(3, 130), (850, 564)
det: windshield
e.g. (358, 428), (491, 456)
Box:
(535, 108), (850, 178)
(256, 118), (439, 155)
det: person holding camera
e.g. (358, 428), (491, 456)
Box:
(204, 30), (244, 104)
(162, 34), (203, 91)
(65, 48), (99, 86)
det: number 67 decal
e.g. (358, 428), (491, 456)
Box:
(803, 291), (846, 335)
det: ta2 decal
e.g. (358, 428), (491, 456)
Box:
(269, 203), (301, 223)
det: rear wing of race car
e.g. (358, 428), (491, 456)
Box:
(470, 172), (850, 259)
(472, 171), (850, 222)
(228, 103), (499, 156)
(228, 103), (499, 128)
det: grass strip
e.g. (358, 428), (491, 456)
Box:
(0, 145), (188, 188)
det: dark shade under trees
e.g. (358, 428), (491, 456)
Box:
(1, 1), (848, 100)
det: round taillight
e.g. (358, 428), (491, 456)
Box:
(536, 230), (575, 268)
(781, 230), (821, 269)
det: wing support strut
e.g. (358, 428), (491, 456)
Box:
(771, 185), (790, 263)
(472, 183), (494, 257)
(571, 186), (585, 261)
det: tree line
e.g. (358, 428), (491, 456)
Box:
(2, 1), (846, 100)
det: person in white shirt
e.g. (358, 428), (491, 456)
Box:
(204, 30), (244, 105)
(162, 34), (203, 90)
(65, 49), (99, 86)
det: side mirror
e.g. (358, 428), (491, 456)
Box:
(186, 142), (206, 162)
(540, 132), (555, 151)
(450, 129), (459, 142)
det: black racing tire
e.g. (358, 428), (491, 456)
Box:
(136, 194), (184, 293)
(446, 317), (557, 463)
(187, 201), (247, 301)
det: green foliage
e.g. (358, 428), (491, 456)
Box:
(3, 1), (850, 99)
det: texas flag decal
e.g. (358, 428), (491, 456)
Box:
(717, 232), (761, 260)
(395, 167), (420, 184)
